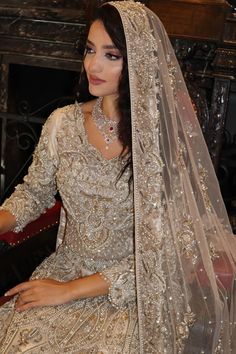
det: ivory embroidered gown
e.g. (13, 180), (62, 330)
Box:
(0, 103), (138, 354)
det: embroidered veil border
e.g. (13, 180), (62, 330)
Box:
(107, 1), (236, 353)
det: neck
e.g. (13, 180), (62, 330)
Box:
(102, 95), (120, 122)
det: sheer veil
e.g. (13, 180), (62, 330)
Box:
(108, 1), (236, 353)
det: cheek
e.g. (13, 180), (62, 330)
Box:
(110, 62), (123, 83)
(83, 57), (89, 75)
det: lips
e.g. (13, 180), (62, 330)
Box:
(88, 75), (106, 85)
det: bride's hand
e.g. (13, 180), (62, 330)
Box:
(5, 273), (109, 312)
(0, 210), (17, 234)
(5, 279), (73, 312)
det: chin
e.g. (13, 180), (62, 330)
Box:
(88, 85), (118, 98)
(88, 87), (101, 97)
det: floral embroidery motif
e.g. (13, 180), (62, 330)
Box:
(176, 306), (196, 353)
(0, 104), (138, 352)
(199, 165), (212, 212)
(177, 215), (198, 264)
(209, 241), (219, 261)
(177, 136), (187, 169)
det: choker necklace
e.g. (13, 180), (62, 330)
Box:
(92, 97), (119, 150)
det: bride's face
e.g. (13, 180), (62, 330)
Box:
(84, 20), (123, 98)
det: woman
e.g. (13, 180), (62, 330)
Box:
(0, 1), (235, 353)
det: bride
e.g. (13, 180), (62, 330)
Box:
(0, 1), (235, 353)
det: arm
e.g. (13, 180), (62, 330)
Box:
(100, 254), (136, 308)
(6, 273), (109, 312)
(0, 109), (61, 233)
(5, 255), (136, 311)
(0, 210), (17, 234)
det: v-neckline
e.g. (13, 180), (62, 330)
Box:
(76, 102), (122, 163)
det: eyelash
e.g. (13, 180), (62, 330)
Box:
(105, 53), (122, 61)
(85, 46), (94, 55)
(85, 46), (122, 61)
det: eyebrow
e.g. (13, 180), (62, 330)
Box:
(86, 39), (118, 50)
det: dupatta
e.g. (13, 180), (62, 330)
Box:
(108, 1), (236, 353)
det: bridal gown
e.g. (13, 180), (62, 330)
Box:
(0, 103), (138, 354)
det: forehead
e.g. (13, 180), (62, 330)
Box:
(88, 20), (114, 45)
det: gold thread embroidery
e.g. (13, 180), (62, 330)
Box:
(177, 137), (186, 170)
(209, 241), (219, 261)
(177, 306), (196, 354)
(199, 166), (212, 212)
(167, 55), (177, 97)
(177, 216), (198, 264)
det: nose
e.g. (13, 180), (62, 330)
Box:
(87, 53), (103, 74)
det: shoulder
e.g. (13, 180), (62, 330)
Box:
(42, 99), (97, 141)
(79, 99), (97, 123)
(47, 103), (77, 126)
(39, 104), (78, 157)
(46, 99), (96, 126)
(42, 103), (78, 137)
(79, 99), (96, 115)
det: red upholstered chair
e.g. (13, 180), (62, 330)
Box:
(0, 201), (61, 246)
(197, 254), (234, 290)
(0, 201), (61, 305)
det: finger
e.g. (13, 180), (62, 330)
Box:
(5, 281), (35, 296)
(4, 283), (27, 296)
(16, 300), (41, 312)
(16, 292), (35, 307)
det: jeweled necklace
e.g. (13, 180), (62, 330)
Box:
(92, 97), (119, 150)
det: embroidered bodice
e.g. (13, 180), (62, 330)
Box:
(1, 103), (136, 308)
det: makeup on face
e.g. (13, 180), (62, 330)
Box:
(84, 20), (123, 98)
(88, 74), (106, 85)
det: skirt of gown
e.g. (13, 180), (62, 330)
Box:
(0, 246), (138, 354)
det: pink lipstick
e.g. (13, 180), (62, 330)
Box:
(89, 75), (106, 85)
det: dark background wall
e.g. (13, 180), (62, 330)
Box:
(0, 0), (235, 228)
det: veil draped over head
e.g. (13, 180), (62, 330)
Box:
(107, 1), (236, 353)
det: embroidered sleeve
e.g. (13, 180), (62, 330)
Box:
(100, 254), (136, 308)
(0, 111), (60, 232)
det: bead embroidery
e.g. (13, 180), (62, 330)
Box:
(176, 306), (196, 354)
(92, 97), (119, 150)
(177, 136), (187, 170)
(177, 216), (198, 264)
(0, 104), (138, 353)
(110, 2), (196, 352)
(199, 165), (212, 212)
(209, 241), (219, 261)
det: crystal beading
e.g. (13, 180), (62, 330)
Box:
(92, 97), (119, 150)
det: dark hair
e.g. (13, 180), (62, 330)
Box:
(77, 4), (132, 184)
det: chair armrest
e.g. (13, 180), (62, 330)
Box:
(0, 200), (61, 246)
(0, 201), (61, 304)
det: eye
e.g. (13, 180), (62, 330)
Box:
(85, 45), (95, 55)
(105, 53), (122, 61)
